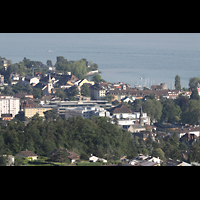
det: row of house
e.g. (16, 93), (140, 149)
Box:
(2, 148), (81, 165)
(90, 82), (192, 101)
(121, 153), (191, 166)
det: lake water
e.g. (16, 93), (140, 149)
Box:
(0, 33), (200, 88)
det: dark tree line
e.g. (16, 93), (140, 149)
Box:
(0, 114), (134, 160)
(1, 111), (200, 163)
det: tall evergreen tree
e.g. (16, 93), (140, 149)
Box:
(175, 75), (181, 90)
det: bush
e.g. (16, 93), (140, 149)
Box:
(80, 152), (89, 160)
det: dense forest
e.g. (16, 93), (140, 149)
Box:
(0, 110), (200, 164)
(0, 113), (133, 160)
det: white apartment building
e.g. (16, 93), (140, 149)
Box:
(0, 96), (20, 118)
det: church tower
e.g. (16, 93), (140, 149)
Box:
(47, 73), (53, 94)
(139, 107), (144, 126)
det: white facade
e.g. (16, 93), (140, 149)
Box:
(123, 97), (135, 103)
(89, 156), (99, 162)
(91, 85), (106, 100)
(112, 112), (146, 119)
(0, 96), (20, 118)
(117, 120), (135, 126)
(30, 77), (40, 85)
(129, 154), (161, 166)
(148, 157), (162, 166)
(65, 106), (110, 119)
(89, 155), (107, 163)
(94, 89), (106, 100)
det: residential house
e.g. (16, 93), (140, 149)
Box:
(89, 155), (99, 162)
(108, 89), (130, 101)
(67, 150), (80, 163)
(182, 162), (192, 166)
(128, 124), (146, 133)
(67, 74), (79, 83)
(20, 98), (39, 111)
(168, 126), (200, 138)
(10, 73), (20, 85)
(15, 150), (38, 160)
(128, 154), (162, 166)
(108, 87), (170, 101)
(109, 104), (132, 119)
(110, 104), (150, 123)
(164, 158), (183, 166)
(15, 93), (33, 99)
(89, 155), (107, 163)
(23, 76), (40, 86)
(132, 131), (156, 141)
(142, 89), (169, 100)
(60, 81), (74, 89)
(74, 78), (95, 88)
(180, 90), (192, 98)
(168, 90), (180, 99)
(40, 95), (54, 105)
(74, 78), (95, 95)
(138, 161), (159, 166)
(145, 124), (157, 132)
(122, 96), (135, 103)
(180, 133), (197, 146)
(48, 73), (79, 86)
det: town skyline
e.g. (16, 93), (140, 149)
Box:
(0, 55), (200, 166)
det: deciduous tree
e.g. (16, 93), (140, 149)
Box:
(181, 99), (200, 125)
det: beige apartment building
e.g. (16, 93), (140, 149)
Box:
(24, 107), (52, 118)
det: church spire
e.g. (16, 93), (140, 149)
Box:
(139, 106), (144, 126)
(48, 73), (52, 83)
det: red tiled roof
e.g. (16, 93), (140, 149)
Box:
(110, 104), (132, 114)
(67, 150), (80, 160)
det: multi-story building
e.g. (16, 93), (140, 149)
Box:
(24, 107), (52, 118)
(90, 83), (106, 100)
(64, 106), (110, 120)
(0, 96), (20, 118)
